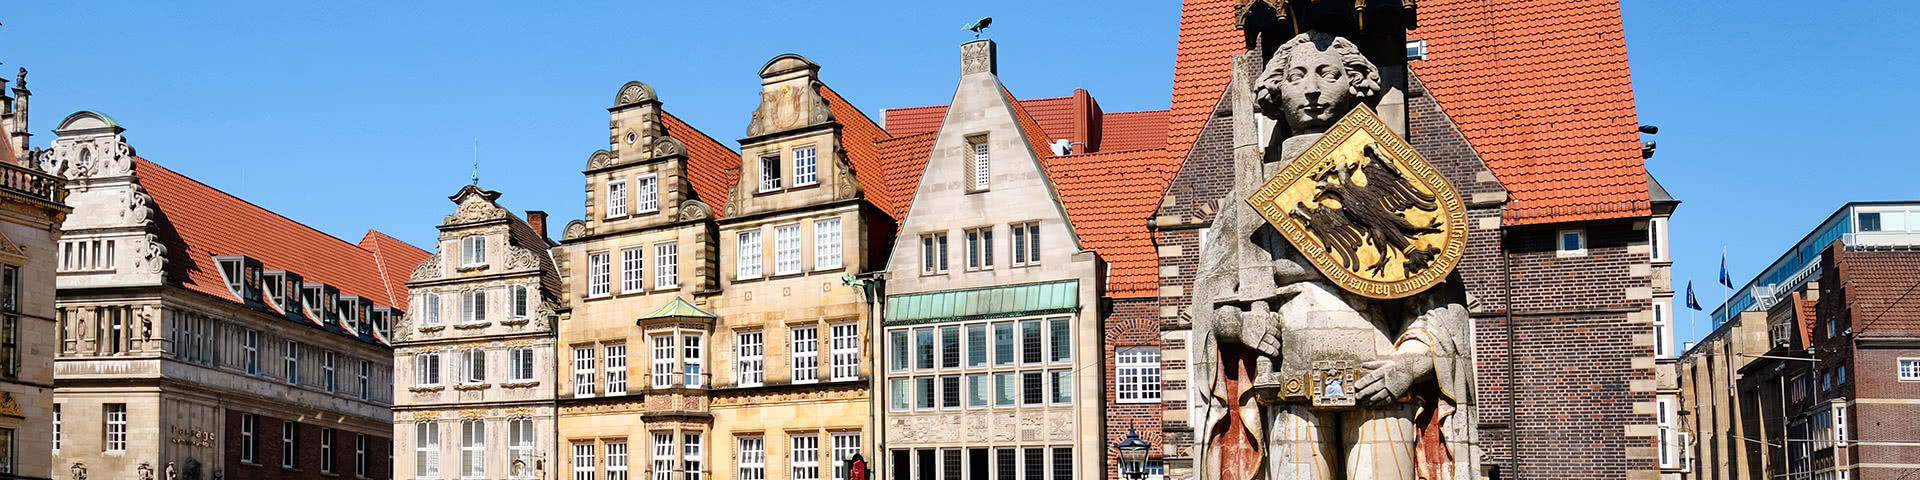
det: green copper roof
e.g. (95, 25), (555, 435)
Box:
(636, 297), (715, 324)
(884, 280), (1079, 326)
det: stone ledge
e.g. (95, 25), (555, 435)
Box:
(453, 321), (493, 330)
(454, 383), (491, 391)
(407, 385), (446, 393)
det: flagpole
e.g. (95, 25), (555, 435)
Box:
(1722, 245), (1731, 326)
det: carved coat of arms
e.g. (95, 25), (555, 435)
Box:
(1247, 104), (1466, 299)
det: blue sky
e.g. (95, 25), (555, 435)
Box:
(6, 1), (1916, 346)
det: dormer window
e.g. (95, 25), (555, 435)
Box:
(371, 307), (394, 338)
(262, 271), (287, 311)
(793, 146), (817, 186)
(460, 236), (487, 267)
(214, 255), (263, 302)
(218, 258), (244, 296)
(759, 154), (783, 192)
(301, 285), (324, 321)
(340, 296), (363, 333)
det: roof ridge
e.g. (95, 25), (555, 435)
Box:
(660, 110), (740, 156)
(136, 157), (372, 252)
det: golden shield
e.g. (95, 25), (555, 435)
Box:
(1246, 105), (1467, 299)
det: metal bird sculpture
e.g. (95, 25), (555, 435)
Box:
(964, 17), (993, 38)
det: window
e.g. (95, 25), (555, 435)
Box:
(1021, 372), (1044, 405)
(319, 428), (336, 473)
(775, 224), (802, 276)
(510, 419), (536, 479)
(1406, 38), (1428, 61)
(1653, 302), (1669, 358)
(636, 174), (660, 213)
(738, 331), (765, 386)
(830, 324), (859, 381)
(738, 230), (764, 280)
(921, 234), (948, 274)
(992, 323), (1014, 366)
(1657, 397), (1676, 469)
(606, 344), (628, 395)
(416, 422), (442, 478)
(602, 441), (627, 480)
(621, 247), (646, 293)
(791, 434), (820, 480)
(1048, 317), (1071, 363)
(652, 335), (677, 388)
(573, 443), (596, 480)
(424, 293), (442, 326)
(589, 251), (612, 298)
(574, 346), (597, 397)
(914, 328), (935, 370)
(965, 324), (988, 367)
(1649, 217), (1669, 262)
(1051, 370), (1072, 404)
(1558, 229), (1587, 256)
(652, 433), (674, 480)
(889, 378), (911, 411)
(357, 434), (370, 478)
(512, 284), (531, 319)
(281, 422), (299, 468)
(462, 236), (488, 266)
(323, 351), (338, 392)
(889, 330), (910, 373)
(104, 404), (128, 452)
(1860, 212), (1882, 232)
(607, 180), (629, 218)
(51, 405), (59, 451)
(942, 376), (962, 408)
(967, 374), (989, 408)
(1836, 406), (1849, 444)
(739, 437), (766, 480)
(655, 243), (679, 288)
(760, 155), (783, 192)
(1117, 347), (1162, 403)
(1024, 449), (1044, 480)
(682, 433), (703, 480)
(940, 326), (961, 369)
(1021, 320), (1042, 364)
(683, 334), (703, 387)
(462, 348), (487, 384)
(1838, 365), (1848, 385)
(967, 139), (990, 191)
(832, 433), (860, 480)
(916, 377), (936, 409)
(283, 341), (302, 385)
(794, 326), (819, 383)
(996, 372), (1018, 406)
(358, 361), (372, 400)
(1011, 222), (1040, 266)
(1902, 359), (1920, 381)
(966, 228), (994, 270)
(460, 420), (485, 478)
(244, 330), (261, 375)
(815, 218), (842, 271)
(416, 352), (443, 387)
(996, 449), (1015, 480)
(0, 315), (14, 378)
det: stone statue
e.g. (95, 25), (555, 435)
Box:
(166, 462), (177, 480)
(1192, 31), (1475, 480)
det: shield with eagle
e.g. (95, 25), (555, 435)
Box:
(1247, 104), (1468, 299)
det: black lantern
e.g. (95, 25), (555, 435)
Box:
(1115, 425), (1151, 480)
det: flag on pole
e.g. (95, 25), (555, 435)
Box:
(1685, 281), (1702, 311)
(1719, 254), (1734, 288)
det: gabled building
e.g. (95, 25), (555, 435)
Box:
(48, 111), (424, 480)
(393, 185), (562, 480)
(883, 89), (1169, 156)
(0, 68), (71, 480)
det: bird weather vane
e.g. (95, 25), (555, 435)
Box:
(964, 17), (993, 38)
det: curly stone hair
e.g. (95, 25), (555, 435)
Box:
(1261, 31), (1383, 103)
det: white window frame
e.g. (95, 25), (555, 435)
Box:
(416, 422), (441, 479)
(635, 174), (660, 214)
(1901, 358), (1920, 381)
(968, 139), (990, 192)
(1557, 229), (1588, 257)
(831, 433), (859, 480)
(1116, 346), (1162, 403)
(790, 434), (820, 480)
(510, 347), (536, 382)
(358, 361), (372, 400)
(572, 442), (595, 480)
(589, 251), (613, 298)
(462, 347), (487, 384)
(737, 230), (763, 280)
(683, 433), (703, 480)
(357, 433), (370, 478)
(814, 218), (842, 271)
(239, 414), (256, 463)
(460, 420), (486, 479)
(606, 344), (628, 395)
(323, 351), (337, 393)
(1649, 217), (1669, 262)
(737, 331), (764, 387)
(759, 154), (783, 192)
(512, 284), (531, 319)
(830, 323), (858, 381)
(574, 346), (597, 397)
(607, 179), (629, 218)
(652, 335), (677, 389)
(424, 292), (442, 326)
(793, 325), (819, 384)
(461, 235), (488, 267)
(621, 247), (647, 293)
(416, 352), (443, 387)
(774, 224), (802, 276)
(965, 227), (993, 271)
(284, 341), (301, 385)
(652, 433), (675, 480)
(655, 242), (679, 289)
(738, 437), (765, 480)
(104, 403), (128, 452)
(51, 404), (58, 451)
(607, 440), (629, 480)
(1653, 301), (1670, 358)
(793, 146), (818, 186)
(463, 289), (487, 324)
(243, 330), (261, 376)
(1657, 396), (1677, 469)
(921, 233), (949, 275)
(1012, 222), (1041, 266)
(509, 419), (535, 479)
(682, 333), (703, 388)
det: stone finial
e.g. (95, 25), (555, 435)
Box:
(961, 39), (996, 76)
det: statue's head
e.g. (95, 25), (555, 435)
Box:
(1256, 31), (1382, 131)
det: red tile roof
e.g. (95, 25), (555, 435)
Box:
(1003, 87), (1060, 173)
(873, 132), (936, 220)
(884, 92), (1168, 156)
(818, 84), (908, 220)
(661, 111), (741, 217)
(882, 105), (949, 137)
(135, 158), (427, 311)
(1836, 248), (1920, 338)
(1044, 148), (1183, 297)
(1099, 110), (1171, 153)
(1165, 0), (1240, 162)
(1411, 0), (1651, 225)
(1792, 292), (1816, 349)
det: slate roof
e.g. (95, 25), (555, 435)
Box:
(135, 158), (428, 311)
(661, 111), (741, 217)
(1836, 247), (1920, 338)
(1411, 0), (1651, 225)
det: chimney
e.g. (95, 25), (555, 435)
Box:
(526, 210), (548, 241)
(960, 39), (996, 77)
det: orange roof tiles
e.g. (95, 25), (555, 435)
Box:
(1003, 87), (1061, 174)
(883, 92), (1168, 156)
(874, 132), (936, 220)
(819, 84), (908, 220)
(1412, 0), (1651, 225)
(661, 111), (741, 217)
(1836, 248), (1920, 338)
(1099, 110), (1171, 153)
(135, 158), (427, 310)
(1793, 292), (1816, 348)
(1045, 148), (1183, 297)
(883, 105), (949, 136)
(1165, 0), (1240, 162)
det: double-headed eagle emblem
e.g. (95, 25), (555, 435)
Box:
(1250, 105), (1467, 299)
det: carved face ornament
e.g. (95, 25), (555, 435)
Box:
(1256, 32), (1380, 132)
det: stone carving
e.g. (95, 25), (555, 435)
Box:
(166, 462), (177, 480)
(649, 137), (685, 159)
(614, 81), (656, 107)
(1193, 31), (1475, 480)
(676, 199), (712, 222)
(443, 192), (509, 225)
(70, 463), (86, 480)
(506, 246), (540, 271)
(124, 184), (155, 226)
(410, 253), (442, 281)
(586, 150), (613, 170)
(960, 40), (995, 75)
(50, 136), (135, 180)
(560, 220), (589, 240)
(139, 462), (154, 480)
(141, 312), (153, 340)
(131, 233), (167, 275)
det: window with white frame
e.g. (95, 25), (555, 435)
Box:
(652, 433), (675, 480)
(738, 437), (765, 480)
(738, 331), (764, 387)
(572, 442), (595, 480)
(238, 414), (255, 463)
(636, 174), (660, 213)
(52, 404), (59, 451)
(1650, 217), (1669, 262)
(416, 422), (440, 479)
(1116, 347), (1161, 403)
(621, 247), (646, 293)
(573, 346), (596, 397)
(966, 227), (994, 271)
(794, 146), (818, 186)
(416, 351), (443, 387)
(509, 347), (535, 382)
(356, 433), (370, 478)
(424, 293), (442, 326)
(607, 180), (629, 218)
(323, 351), (337, 392)
(461, 420), (486, 479)
(967, 138), (990, 192)
(791, 434), (820, 480)
(1901, 358), (1920, 381)
(737, 230), (763, 280)
(774, 224), (802, 276)
(1051, 369), (1072, 404)
(759, 155), (783, 192)
(831, 433), (860, 480)
(358, 361), (371, 400)
(655, 242), (679, 288)
(1011, 222), (1040, 266)
(606, 344), (628, 395)
(814, 218), (842, 271)
(921, 233), (949, 274)
(1558, 229), (1587, 256)
(278, 423), (299, 468)
(652, 335), (677, 388)
(1836, 406), (1849, 444)
(683, 433), (703, 480)
(607, 440), (629, 480)
(244, 330), (261, 375)
(285, 341), (301, 385)
(830, 324), (858, 381)
(1657, 396), (1676, 469)
(462, 348), (486, 384)
(1049, 317), (1071, 363)
(509, 418), (535, 479)
(1653, 301), (1670, 358)
(682, 334), (703, 388)
(104, 403), (128, 452)
(462, 236), (487, 266)
(512, 284), (530, 319)
(589, 251), (612, 297)
(793, 325), (819, 384)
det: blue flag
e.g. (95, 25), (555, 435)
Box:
(1719, 254), (1733, 288)
(1685, 281), (1701, 311)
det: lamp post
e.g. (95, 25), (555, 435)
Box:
(1115, 425), (1151, 480)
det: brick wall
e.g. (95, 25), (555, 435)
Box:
(1104, 297), (1165, 480)
(224, 409), (392, 480)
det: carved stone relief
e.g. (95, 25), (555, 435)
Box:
(586, 150), (614, 170)
(123, 183), (155, 226)
(410, 253), (442, 281)
(505, 246), (541, 271)
(649, 137), (685, 159)
(560, 220), (589, 240)
(443, 196), (509, 225)
(676, 199), (712, 222)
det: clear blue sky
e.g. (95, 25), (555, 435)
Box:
(6, 2), (1916, 346)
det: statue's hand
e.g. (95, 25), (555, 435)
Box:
(1356, 353), (1434, 406)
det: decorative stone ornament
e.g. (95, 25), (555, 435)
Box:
(1246, 104), (1465, 299)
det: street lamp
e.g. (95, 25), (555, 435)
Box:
(1115, 425), (1151, 480)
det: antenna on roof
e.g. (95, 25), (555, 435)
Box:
(471, 140), (480, 186)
